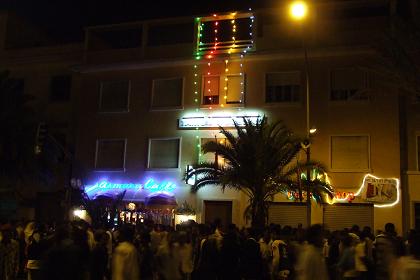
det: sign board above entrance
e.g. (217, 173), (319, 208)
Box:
(178, 113), (261, 129)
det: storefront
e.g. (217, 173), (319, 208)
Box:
(323, 204), (373, 231)
(268, 202), (307, 228)
(84, 178), (180, 226)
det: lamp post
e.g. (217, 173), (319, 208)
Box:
(289, 1), (313, 227)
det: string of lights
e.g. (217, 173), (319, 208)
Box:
(194, 10), (254, 163)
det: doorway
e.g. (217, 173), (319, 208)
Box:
(204, 200), (232, 229)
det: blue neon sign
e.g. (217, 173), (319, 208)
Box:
(85, 178), (176, 197)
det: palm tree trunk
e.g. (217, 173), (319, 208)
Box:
(250, 198), (268, 228)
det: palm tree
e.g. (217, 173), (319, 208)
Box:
(186, 116), (333, 228)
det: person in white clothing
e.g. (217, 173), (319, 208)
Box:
(392, 233), (420, 280)
(295, 224), (329, 280)
(112, 225), (140, 280)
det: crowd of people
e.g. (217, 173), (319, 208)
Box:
(0, 218), (420, 280)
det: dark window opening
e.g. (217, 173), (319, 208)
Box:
(99, 81), (130, 112)
(96, 139), (126, 170)
(89, 28), (142, 50)
(148, 22), (194, 46)
(50, 75), (72, 102)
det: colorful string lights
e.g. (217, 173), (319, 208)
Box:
(194, 10), (254, 163)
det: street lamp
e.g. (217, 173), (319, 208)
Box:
(289, 0), (312, 227)
(289, 1), (308, 21)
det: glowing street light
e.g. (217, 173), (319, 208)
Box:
(289, 1), (308, 21)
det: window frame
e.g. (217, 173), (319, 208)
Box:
(94, 138), (127, 172)
(98, 80), (131, 113)
(264, 71), (302, 105)
(329, 134), (371, 173)
(199, 137), (228, 166)
(150, 77), (185, 111)
(328, 67), (370, 103)
(147, 137), (182, 170)
(201, 74), (245, 108)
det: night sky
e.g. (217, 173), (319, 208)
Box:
(0, 0), (264, 42)
(0, 0), (411, 43)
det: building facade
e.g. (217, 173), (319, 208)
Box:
(72, 0), (420, 234)
(0, 11), (83, 220)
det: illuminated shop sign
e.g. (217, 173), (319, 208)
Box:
(288, 174), (399, 208)
(357, 174), (399, 208)
(85, 178), (176, 197)
(178, 112), (262, 128)
(287, 191), (355, 202)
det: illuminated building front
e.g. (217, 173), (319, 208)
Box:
(72, 2), (420, 233)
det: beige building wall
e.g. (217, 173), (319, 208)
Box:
(74, 2), (413, 233)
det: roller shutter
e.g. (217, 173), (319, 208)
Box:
(323, 204), (373, 231)
(268, 203), (307, 227)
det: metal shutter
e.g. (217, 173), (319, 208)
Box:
(323, 204), (373, 231)
(268, 203), (307, 227)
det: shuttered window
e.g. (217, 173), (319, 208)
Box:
(95, 139), (126, 170)
(152, 78), (183, 109)
(331, 135), (370, 171)
(99, 81), (130, 112)
(268, 203), (307, 227)
(202, 74), (245, 106)
(266, 72), (300, 103)
(148, 138), (180, 169)
(226, 75), (244, 104)
(330, 68), (368, 101)
(203, 76), (220, 105)
(323, 204), (373, 231)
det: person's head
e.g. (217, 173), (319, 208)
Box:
(385, 223), (396, 236)
(341, 233), (354, 248)
(118, 224), (135, 243)
(94, 229), (109, 246)
(362, 226), (372, 236)
(351, 225), (360, 234)
(306, 224), (324, 247)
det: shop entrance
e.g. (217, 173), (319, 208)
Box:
(204, 200), (232, 229)
(323, 204), (373, 231)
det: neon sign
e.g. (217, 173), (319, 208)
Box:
(85, 178), (176, 197)
(287, 191), (355, 202)
(323, 174), (400, 208)
(178, 112), (262, 129)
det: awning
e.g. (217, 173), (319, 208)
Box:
(145, 193), (177, 209)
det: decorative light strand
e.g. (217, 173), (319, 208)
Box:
(193, 10), (255, 162)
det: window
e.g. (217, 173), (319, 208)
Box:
(202, 75), (244, 106)
(197, 14), (254, 54)
(148, 22), (194, 46)
(200, 138), (227, 166)
(151, 78), (183, 109)
(50, 75), (72, 102)
(148, 138), (180, 169)
(226, 75), (244, 104)
(89, 27), (142, 51)
(95, 139), (126, 170)
(331, 135), (370, 171)
(417, 135), (420, 171)
(99, 81), (130, 112)
(203, 76), (220, 105)
(330, 68), (368, 101)
(266, 72), (300, 103)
